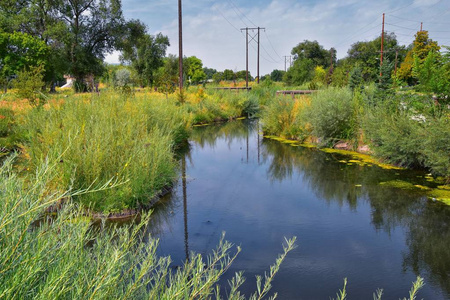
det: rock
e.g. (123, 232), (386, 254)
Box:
(334, 142), (349, 150)
(357, 145), (372, 154)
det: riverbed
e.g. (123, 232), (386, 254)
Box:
(148, 119), (450, 299)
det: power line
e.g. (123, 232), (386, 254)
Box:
(263, 30), (283, 60)
(386, 23), (420, 31)
(227, 0), (257, 28)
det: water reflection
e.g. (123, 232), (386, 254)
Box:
(150, 120), (450, 299)
(259, 124), (450, 297)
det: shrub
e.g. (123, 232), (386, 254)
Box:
(422, 116), (450, 176)
(13, 65), (46, 106)
(364, 105), (426, 168)
(305, 87), (357, 144)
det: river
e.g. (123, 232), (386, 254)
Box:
(148, 119), (450, 299)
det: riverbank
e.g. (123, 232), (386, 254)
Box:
(261, 87), (449, 204)
(0, 87), (271, 214)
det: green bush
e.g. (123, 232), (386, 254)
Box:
(363, 99), (450, 176)
(422, 115), (450, 176)
(364, 106), (426, 168)
(305, 87), (357, 144)
(13, 65), (46, 106)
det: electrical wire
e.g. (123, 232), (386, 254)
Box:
(263, 30), (283, 60)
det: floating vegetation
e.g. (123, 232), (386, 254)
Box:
(379, 180), (450, 206)
(321, 148), (403, 170)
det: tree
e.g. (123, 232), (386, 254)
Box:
(222, 69), (236, 81)
(0, 31), (48, 91)
(283, 58), (314, 86)
(212, 72), (223, 84)
(203, 67), (217, 80)
(397, 31), (440, 85)
(291, 40), (334, 68)
(155, 54), (178, 96)
(53, 0), (126, 91)
(185, 56), (206, 84)
(270, 69), (285, 82)
(119, 20), (169, 87)
(347, 32), (405, 82)
(0, 0), (72, 91)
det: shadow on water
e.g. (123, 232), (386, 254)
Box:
(149, 119), (450, 299)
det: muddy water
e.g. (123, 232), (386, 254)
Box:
(148, 120), (450, 299)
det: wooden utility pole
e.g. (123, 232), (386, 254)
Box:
(257, 27), (260, 84)
(241, 27), (265, 88)
(394, 49), (399, 76)
(178, 0), (183, 92)
(421, 22), (423, 31)
(380, 13), (385, 77)
(329, 48), (334, 72)
(245, 28), (249, 88)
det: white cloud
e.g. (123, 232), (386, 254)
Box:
(120, 0), (450, 74)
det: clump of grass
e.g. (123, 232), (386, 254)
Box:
(20, 92), (184, 212)
(261, 95), (311, 141)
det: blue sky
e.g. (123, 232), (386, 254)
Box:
(106, 0), (450, 75)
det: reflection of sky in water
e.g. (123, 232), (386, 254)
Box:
(150, 120), (450, 300)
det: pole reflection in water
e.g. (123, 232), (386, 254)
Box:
(182, 154), (189, 262)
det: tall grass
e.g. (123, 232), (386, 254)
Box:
(20, 92), (186, 212)
(261, 95), (311, 141)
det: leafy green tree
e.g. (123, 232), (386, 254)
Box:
(185, 56), (206, 84)
(398, 31), (440, 85)
(203, 67), (217, 80)
(155, 54), (178, 95)
(291, 40), (335, 68)
(283, 58), (314, 86)
(212, 72), (223, 84)
(223, 69), (236, 81)
(13, 65), (46, 106)
(270, 69), (285, 82)
(0, 31), (48, 91)
(0, 0), (71, 91)
(348, 32), (405, 82)
(119, 20), (169, 87)
(52, 0), (126, 91)
(236, 70), (253, 81)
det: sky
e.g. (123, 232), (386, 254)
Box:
(105, 0), (450, 75)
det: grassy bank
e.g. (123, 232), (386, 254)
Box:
(261, 87), (450, 180)
(0, 86), (273, 212)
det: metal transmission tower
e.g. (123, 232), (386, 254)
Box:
(283, 55), (292, 72)
(241, 27), (265, 88)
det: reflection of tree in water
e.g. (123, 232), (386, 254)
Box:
(261, 137), (450, 297)
(190, 119), (258, 149)
(402, 203), (450, 296)
(261, 139), (366, 209)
